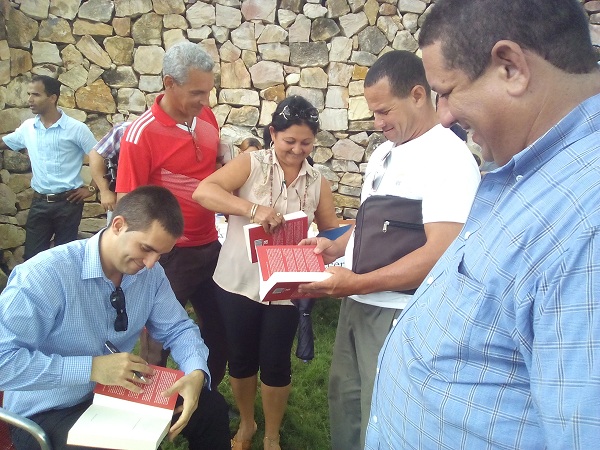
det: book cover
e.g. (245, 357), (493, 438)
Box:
(256, 245), (330, 302)
(317, 223), (353, 240)
(243, 211), (309, 263)
(67, 365), (184, 450)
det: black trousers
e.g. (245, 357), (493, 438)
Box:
(24, 196), (83, 260)
(10, 388), (230, 450)
(217, 286), (299, 387)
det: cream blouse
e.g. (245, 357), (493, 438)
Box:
(212, 149), (322, 305)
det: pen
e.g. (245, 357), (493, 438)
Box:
(104, 340), (148, 382)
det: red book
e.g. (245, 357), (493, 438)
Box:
(67, 365), (184, 450)
(243, 211), (309, 263)
(256, 245), (331, 301)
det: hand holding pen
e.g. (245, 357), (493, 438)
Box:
(105, 340), (148, 382)
(89, 340), (152, 393)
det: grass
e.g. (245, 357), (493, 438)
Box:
(161, 298), (341, 450)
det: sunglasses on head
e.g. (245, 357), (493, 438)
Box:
(278, 104), (320, 123)
(110, 287), (128, 332)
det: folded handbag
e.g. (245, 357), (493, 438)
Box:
(352, 195), (427, 294)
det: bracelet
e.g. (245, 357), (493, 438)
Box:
(249, 203), (258, 223)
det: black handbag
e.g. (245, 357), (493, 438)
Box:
(352, 195), (427, 294)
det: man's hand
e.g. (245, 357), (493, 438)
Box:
(298, 237), (341, 265)
(67, 187), (94, 203)
(99, 189), (117, 212)
(90, 353), (153, 394)
(298, 266), (360, 298)
(163, 370), (205, 441)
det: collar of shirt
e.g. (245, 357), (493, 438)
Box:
(81, 229), (147, 288)
(33, 109), (67, 130)
(506, 92), (600, 180)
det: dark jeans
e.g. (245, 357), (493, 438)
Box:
(24, 196), (84, 260)
(10, 388), (230, 450)
(139, 241), (228, 390)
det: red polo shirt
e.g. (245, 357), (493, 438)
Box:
(116, 94), (219, 247)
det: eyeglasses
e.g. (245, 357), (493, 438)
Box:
(371, 150), (392, 192)
(185, 122), (203, 162)
(110, 287), (128, 332)
(279, 105), (320, 123)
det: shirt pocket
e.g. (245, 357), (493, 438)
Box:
(411, 254), (488, 379)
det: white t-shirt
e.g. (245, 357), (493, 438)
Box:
(345, 124), (481, 309)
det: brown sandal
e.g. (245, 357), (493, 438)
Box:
(231, 422), (257, 450)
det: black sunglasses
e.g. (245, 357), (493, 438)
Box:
(110, 287), (128, 332)
(371, 150), (392, 192)
(279, 105), (319, 123)
(185, 122), (203, 162)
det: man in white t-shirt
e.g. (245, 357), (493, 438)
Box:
(299, 50), (481, 450)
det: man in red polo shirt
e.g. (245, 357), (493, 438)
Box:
(116, 41), (226, 389)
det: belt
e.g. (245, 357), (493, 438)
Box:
(33, 190), (73, 202)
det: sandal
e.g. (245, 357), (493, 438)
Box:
(231, 422), (257, 450)
(263, 435), (281, 450)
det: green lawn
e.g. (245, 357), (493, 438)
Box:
(161, 298), (341, 450)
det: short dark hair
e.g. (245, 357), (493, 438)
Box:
(239, 137), (262, 152)
(113, 186), (184, 238)
(364, 50), (431, 99)
(419, 0), (598, 80)
(31, 75), (61, 101)
(263, 95), (319, 147)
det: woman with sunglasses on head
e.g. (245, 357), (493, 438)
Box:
(193, 95), (339, 450)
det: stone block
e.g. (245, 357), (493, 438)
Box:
(241, 0), (277, 23)
(133, 46), (165, 74)
(0, 224), (25, 249)
(32, 42), (62, 65)
(78, 0), (114, 22)
(289, 42), (329, 67)
(38, 16), (75, 44)
(6, 8), (39, 48)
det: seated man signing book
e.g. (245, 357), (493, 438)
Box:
(0, 186), (230, 450)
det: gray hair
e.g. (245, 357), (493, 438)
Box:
(162, 41), (215, 84)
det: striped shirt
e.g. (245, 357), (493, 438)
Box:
(0, 231), (210, 418)
(366, 92), (600, 449)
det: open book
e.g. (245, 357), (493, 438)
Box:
(243, 211), (308, 263)
(67, 365), (183, 450)
(257, 245), (330, 301)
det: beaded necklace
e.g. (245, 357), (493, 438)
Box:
(268, 150), (309, 212)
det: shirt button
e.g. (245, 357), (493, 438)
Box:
(516, 175), (523, 182)
(372, 415), (378, 424)
(464, 231), (471, 239)
(392, 319), (398, 327)
(376, 367), (380, 374)
(427, 276), (434, 284)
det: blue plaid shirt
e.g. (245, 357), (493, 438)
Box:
(0, 231), (210, 418)
(93, 121), (131, 159)
(366, 93), (600, 449)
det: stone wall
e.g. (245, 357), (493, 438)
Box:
(1, 0), (599, 287)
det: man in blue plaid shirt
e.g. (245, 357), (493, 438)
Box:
(89, 122), (131, 217)
(366, 0), (600, 449)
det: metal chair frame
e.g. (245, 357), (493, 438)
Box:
(0, 392), (52, 450)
